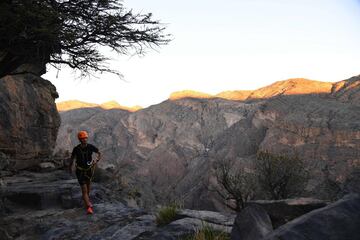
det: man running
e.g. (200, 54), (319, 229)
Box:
(69, 131), (101, 214)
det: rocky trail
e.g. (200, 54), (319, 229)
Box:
(1, 167), (359, 240)
(0, 168), (234, 240)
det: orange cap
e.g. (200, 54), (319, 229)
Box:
(77, 131), (88, 139)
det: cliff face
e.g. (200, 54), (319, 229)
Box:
(0, 71), (60, 170)
(55, 76), (360, 210)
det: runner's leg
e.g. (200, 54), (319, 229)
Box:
(86, 181), (92, 207)
(81, 184), (91, 207)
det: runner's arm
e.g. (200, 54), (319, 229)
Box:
(69, 148), (76, 173)
(70, 156), (76, 172)
(95, 151), (102, 162)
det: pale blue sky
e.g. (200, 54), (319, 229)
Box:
(44, 0), (360, 107)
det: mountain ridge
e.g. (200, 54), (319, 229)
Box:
(57, 77), (341, 111)
(57, 100), (142, 112)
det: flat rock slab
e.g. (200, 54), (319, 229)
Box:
(0, 170), (111, 211)
(177, 209), (235, 226)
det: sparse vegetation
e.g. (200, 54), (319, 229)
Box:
(182, 223), (230, 240)
(127, 187), (141, 200)
(213, 159), (256, 211)
(317, 165), (341, 201)
(155, 202), (181, 226)
(255, 151), (309, 200)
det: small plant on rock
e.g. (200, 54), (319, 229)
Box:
(155, 202), (181, 226)
(183, 223), (230, 240)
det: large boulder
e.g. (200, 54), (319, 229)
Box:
(248, 198), (327, 228)
(231, 205), (273, 240)
(0, 73), (60, 170)
(264, 194), (360, 240)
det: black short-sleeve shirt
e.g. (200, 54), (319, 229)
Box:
(71, 144), (99, 167)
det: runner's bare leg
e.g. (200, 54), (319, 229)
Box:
(81, 184), (91, 207)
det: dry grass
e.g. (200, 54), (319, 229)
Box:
(155, 203), (180, 226)
(182, 224), (230, 240)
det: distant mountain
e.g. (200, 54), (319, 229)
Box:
(215, 90), (253, 101)
(55, 76), (360, 211)
(56, 100), (98, 111)
(246, 78), (333, 100)
(169, 78), (333, 102)
(56, 100), (142, 112)
(169, 90), (214, 100)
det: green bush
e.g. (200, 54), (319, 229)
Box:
(182, 224), (230, 240)
(255, 151), (309, 200)
(155, 203), (180, 226)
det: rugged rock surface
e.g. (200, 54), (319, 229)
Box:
(0, 169), (233, 240)
(247, 198), (327, 228)
(331, 75), (360, 105)
(176, 209), (235, 226)
(231, 205), (273, 240)
(55, 97), (258, 209)
(0, 170), (113, 213)
(263, 194), (360, 240)
(0, 73), (60, 170)
(55, 75), (360, 210)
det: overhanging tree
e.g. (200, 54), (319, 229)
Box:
(0, 0), (170, 78)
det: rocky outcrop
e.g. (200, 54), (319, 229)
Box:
(55, 75), (360, 211)
(231, 205), (273, 240)
(1, 167), (358, 240)
(145, 211), (233, 240)
(0, 73), (60, 170)
(264, 194), (360, 240)
(248, 198), (327, 228)
(0, 169), (233, 240)
(0, 170), (113, 213)
(331, 75), (360, 105)
(1, 203), (233, 240)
